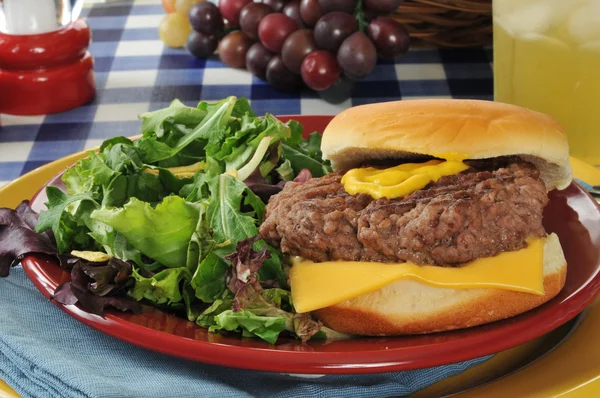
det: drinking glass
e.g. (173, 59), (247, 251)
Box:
(493, 0), (600, 165)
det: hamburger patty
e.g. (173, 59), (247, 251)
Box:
(259, 160), (549, 266)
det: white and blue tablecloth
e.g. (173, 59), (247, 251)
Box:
(0, 0), (493, 187)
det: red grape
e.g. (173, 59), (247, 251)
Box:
(363, 7), (380, 22)
(218, 31), (254, 68)
(258, 13), (298, 53)
(301, 50), (340, 91)
(266, 55), (303, 91)
(187, 31), (218, 58)
(283, 0), (305, 28)
(364, 0), (404, 13)
(246, 42), (274, 80)
(239, 3), (272, 40)
(367, 17), (410, 59)
(261, 0), (286, 12)
(189, 2), (223, 35)
(313, 12), (357, 53)
(317, 0), (355, 14)
(299, 0), (322, 27)
(337, 31), (377, 78)
(219, 0), (251, 26)
(281, 29), (317, 74)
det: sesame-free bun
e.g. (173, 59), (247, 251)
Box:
(321, 100), (572, 190)
(313, 234), (567, 336)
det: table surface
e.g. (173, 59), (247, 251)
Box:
(0, 0), (494, 187)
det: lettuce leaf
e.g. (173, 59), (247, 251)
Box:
(90, 196), (201, 268)
(206, 174), (264, 244)
(195, 290), (234, 326)
(129, 267), (192, 305)
(191, 245), (233, 303)
(210, 310), (286, 344)
(62, 151), (116, 197)
(138, 98), (207, 137)
(35, 186), (97, 253)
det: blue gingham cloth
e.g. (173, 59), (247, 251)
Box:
(0, 0), (493, 187)
(0, 0), (495, 396)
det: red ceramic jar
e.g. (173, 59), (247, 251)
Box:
(0, 18), (96, 115)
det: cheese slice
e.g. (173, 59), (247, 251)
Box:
(290, 238), (545, 313)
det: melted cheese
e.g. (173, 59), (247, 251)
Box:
(71, 250), (111, 263)
(290, 238), (545, 313)
(341, 159), (469, 199)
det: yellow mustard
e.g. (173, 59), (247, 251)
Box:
(341, 159), (469, 199)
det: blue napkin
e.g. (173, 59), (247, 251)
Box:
(0, 268), (491, 398)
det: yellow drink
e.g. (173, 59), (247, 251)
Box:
(494, 0), (600, 165)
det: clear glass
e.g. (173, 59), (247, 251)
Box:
(493, 0), (600, 165)
(0, 0), (83, 34)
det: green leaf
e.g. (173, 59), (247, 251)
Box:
(182, 281), (204, 321)
(138, 99), (207, 136)
(206, 174), (261, 244)
(180, 172), (211, 202)
(129, 267), (191, 305)
(210, 310), (286, 344)
(298, 131), (324, 159)
(255, 240), (287, 288)
(62, 151), (116, 197)
(99, 136), (134, 152)
(230, 97), (255, 119)
(195, 291), (234, 327)
(285, 119), (303, 146)
(245, 191), (265, 228)
(275, 159), (294, 181)
(191, 246), (232, 302)
(86, 219), (146, 267)
(35, 186), (97, 253)
(281, 143), (332, 178)
(262, 288), (293, 311)
(185, 199), (210, 272)
(90, 196), (201, 268)
(158, 169), (194, 194)
(134, 136), (175, 164)
(102, 143), (143, 173)
(173, 97), (236, 155)
(101, 172), (164, 208)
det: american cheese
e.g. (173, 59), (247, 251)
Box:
(290, 238), (545, 313)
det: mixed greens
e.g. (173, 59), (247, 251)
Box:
(0, 96), (338, 344)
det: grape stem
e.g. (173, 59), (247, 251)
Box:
(354, 0), (366, 32)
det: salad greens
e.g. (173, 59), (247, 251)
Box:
(0, 96), (336, 344)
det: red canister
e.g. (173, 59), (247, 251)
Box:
(0, 18), (96, 115)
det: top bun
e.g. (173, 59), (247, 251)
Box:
(321, 99), (572, 190)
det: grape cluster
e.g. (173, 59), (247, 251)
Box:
(185, 0), (410, 100)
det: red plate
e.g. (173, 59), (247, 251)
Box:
(22, 115), (600, 374)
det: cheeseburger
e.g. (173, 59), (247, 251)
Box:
(259, 99), (572, 336)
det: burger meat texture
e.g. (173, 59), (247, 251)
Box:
(259, 158), (549, 266)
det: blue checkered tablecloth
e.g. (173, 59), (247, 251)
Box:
(0, 0), (493, 186)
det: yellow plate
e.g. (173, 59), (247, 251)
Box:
(0, 155), (599, 397)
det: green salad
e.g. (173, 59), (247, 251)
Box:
(0, 96), (342, 344)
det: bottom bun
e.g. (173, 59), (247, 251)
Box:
(313, 233), (567, 336)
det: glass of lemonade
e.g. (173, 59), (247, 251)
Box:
(493, 0), (600, 165)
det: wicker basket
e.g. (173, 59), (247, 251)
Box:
(394, 0), (492, 48)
